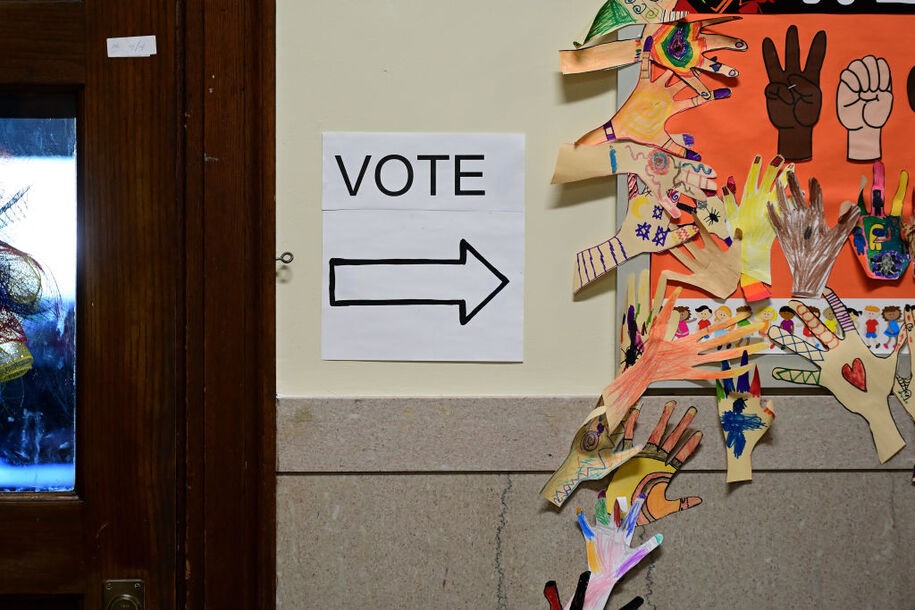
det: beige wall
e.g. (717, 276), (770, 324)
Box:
(276, 2), (915, 608)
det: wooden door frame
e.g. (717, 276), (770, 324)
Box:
(182, 1), (276, 608)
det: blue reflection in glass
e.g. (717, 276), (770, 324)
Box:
(0, 116), (76, 492)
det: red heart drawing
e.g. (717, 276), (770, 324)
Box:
(841, 358), (867, 391)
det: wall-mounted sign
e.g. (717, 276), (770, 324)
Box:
(321, 132), (524, 362)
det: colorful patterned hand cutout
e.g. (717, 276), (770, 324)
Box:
(891, 305), (915, 423)
(837, 56), (893, 161)
(677, 192), (732, 241)
(573, 0), (687, 47)
(552, 140), (718, 219)
(560, 17), (747, 97)
(661, 220), (741, 299)
(762, 25), (827, 161)
(722, 154), (791, 301)
(587, 287), (764, 433)
(541, 406), (644, 507)
(573, 187), (697, 294)
(606, 401), (703, 524)
(769, 288), (906, 463)
(841, 162), (911, 280)
(566, 494), (662, 610)
(576, 37), (731, 160)
(716, 352), (774, 483)
(767, 171), (860, 298)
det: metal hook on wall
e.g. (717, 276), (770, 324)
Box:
(276, 252), (294, 265)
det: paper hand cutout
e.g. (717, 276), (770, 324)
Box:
(716, 352), (774, 483)
(837, 56), (893, 161)
(722, 154), (791, 301)
(762, 25), (827, 161)
(677, 193), (732, 241)
(606, 400), (703, 524)
(577, 37), (731, 160)
(618, 268), (670, 375)
(541, 406), (644, 507)
(767, 171), (860, 298)
(892, 306), (915, 423)
(552, 140), (717, 219)
(661, 220), (741, 299)
(543, 573), (590, 610)
(587, 287), (764, 434)
(573, 188), (697, 294)
(567, 494), (662, 610)
(560, 17), (747, 98)
(573, 0), (687, 47)
(769, 288), (906, 463)
(840, 162), (911, 280)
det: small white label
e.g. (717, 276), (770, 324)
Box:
(106, 35), (157, 58)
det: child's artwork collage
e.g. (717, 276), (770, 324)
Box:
(544, 1), (915, 607)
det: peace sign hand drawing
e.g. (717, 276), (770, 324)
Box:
(762, 25), (827, 161)
(837, 56), (893, 161)
(769, 288), (906, 463)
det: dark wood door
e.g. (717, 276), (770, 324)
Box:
(0, 2), (179, 608)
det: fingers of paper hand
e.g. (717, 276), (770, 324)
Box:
(790, 299), (840, 349)
(658, 406), (698, 455)
(543, 581), (562, 610)
(768, 326), (826, 363)
(639, 474), (702, 525)
(890, 170), (909, 217)
(646, 400), (677, 447)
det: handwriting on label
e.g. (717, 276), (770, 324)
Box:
(107, 36), (157, 58)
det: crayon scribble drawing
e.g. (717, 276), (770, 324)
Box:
(716, 352), (775, 482)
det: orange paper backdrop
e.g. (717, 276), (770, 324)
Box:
(652, 14), (915, 299)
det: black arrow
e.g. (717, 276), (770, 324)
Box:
(328, 239), (509, 325)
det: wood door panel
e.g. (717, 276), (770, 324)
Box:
(0, 3), (84, 84)
(0, 501), (84, 594)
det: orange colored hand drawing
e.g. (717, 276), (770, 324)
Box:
(587, 288), (764, 439)
(606, 401), (702, 524)
(577, 36), (731, 161)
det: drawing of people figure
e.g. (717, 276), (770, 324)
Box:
(823, 307), (838, 335)
(882, 305), (902, 349)
(778, 306), (795, 335)
(735, 304), (753, 346)
(757, 306), (776, 348)
(863, 305), (880, 348)
(803, 305), (821, 349)
(846, 307), (862, 339)
(713, 305), (733, 348)
(696, 305), (713, 339)
(673, 306), (693, 339)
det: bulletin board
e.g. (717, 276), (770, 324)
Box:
(612, 13), (915, 385)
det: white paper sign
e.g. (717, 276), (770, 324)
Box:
(322, 132), (524, 362)
(106, 36), (157, 58)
